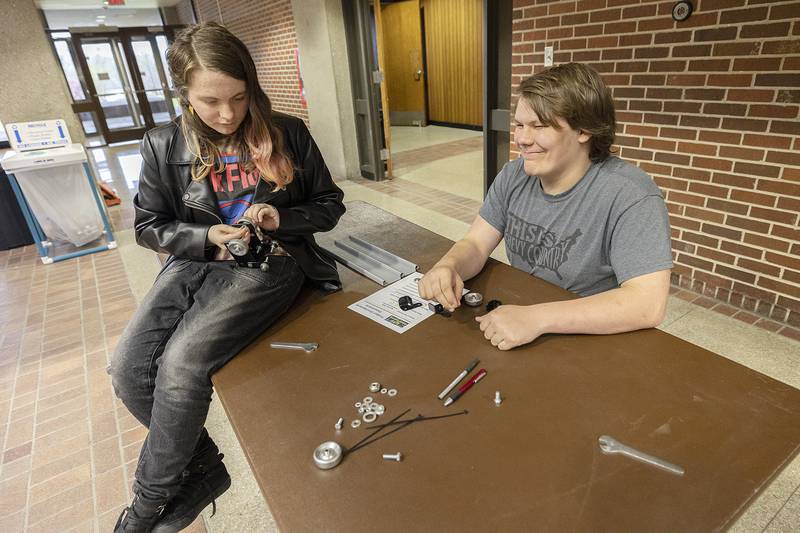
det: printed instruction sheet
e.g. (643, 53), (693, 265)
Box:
(348, 273), (437, 333)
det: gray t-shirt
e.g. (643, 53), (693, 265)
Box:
(480, 156), (673, 296)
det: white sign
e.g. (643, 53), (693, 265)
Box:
(5, 120), (72, 152)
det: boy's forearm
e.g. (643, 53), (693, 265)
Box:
(532, 284), (666, 336)
(434, 239), (488, 281)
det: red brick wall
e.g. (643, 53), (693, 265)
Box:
(192, 0), (308, 123)
(512, 0), (800, 329)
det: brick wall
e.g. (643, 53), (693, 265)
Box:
(192, 0), (308, 123)
(512, 0), (800, 332)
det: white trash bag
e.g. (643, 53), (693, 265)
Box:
(14, 165), (104, 247)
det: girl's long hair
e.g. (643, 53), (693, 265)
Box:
(166, 22), (294, 189)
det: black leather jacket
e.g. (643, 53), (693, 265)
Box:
(133, 113), (345, 291)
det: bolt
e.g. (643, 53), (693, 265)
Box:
(335, 417), (343, 430)
(494, 391), (502, 406)
(382, 452), (402, 461)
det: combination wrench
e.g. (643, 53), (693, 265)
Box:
(269, 342), (319, 353)
(598, 435), (685, 476)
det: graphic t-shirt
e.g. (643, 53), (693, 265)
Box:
(479, 156), (673, 296)
(211, 152), (259, 225)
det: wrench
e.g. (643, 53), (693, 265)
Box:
(598, 435), (685, 476)
(270, 342), (319, 353)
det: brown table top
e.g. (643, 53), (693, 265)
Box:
(213, 201), (800, 532)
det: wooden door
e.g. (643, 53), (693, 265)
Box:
(381, 0), (426, 126)
(422, 0), (483, 127)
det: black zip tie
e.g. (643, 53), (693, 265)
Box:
(345, 408), (410, 456)
(363, 410), (468, 430)
(348, 414), (424, 454)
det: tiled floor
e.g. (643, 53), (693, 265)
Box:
(0, 125), (798, 532)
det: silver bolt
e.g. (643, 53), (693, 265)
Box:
(334, 417), (343, 430)
(382, 452), (402, 461)
(494, 391), (502, 406)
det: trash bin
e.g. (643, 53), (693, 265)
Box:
(2, 144), (116, 264)
(0, 166), (34, 250)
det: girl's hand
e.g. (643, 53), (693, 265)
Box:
(207, 224), (248, 250)
(244, 203), (280, 231)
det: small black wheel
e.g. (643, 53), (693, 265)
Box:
(486, 299), (502, 312)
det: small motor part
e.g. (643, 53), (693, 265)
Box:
(387, 388), (398, 397)
(369, 382), (381, 393)
(486, 299), (502, 312)
(494, 391), (502, 406)
(224, 215), (279, 270)
(398, 295), (423, 311)
(382, 452), (402, 462)
(351, 419), (361, 429)
(463, 291), (483, 307)
(380, 388), (388, 394)
(428, 302), (444, 314)
(335, 417), (344, 430)
(313, 441), (343, 470)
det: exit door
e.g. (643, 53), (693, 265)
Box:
(71, 27), (181, 144)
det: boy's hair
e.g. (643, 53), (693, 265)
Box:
(167, 22), (293, 188)
(517, 63), (616, 161)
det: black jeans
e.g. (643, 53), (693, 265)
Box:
(110, 256), (305, 504)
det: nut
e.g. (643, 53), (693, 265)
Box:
(369, 382), (381, 393)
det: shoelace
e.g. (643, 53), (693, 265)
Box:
(177, 461), (222, 518)
(114, 498), (165, 531)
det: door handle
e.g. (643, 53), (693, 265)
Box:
(414, 69), (422, 81)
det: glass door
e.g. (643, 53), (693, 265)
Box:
(122, 29), (182, 127)
(70, 28), (181, 144)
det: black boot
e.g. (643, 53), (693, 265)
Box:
(150, 452), (231, 533)
(114, 495), (166, 533)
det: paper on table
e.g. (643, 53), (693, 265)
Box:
(348, 272), (462, 334)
